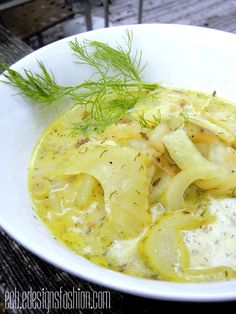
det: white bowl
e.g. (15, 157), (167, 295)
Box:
(1, 24), (236, 302)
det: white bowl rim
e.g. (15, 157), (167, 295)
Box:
(1, 23), (236, 302)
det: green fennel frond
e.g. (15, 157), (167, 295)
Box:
(69, 30), (144, 84)
(68, 30), (158, 134)
(0, 61), (72, 103)
(180, 111), (190, 125)
(1, 31), (159, 135)
(72, 97), (136, 135)
(137, 111), (161, 129)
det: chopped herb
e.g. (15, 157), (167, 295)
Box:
(100, 149), (108, 158)
(152, 177), (161, 187)
(109, 191), (117, 199)
(137, 111), (161, 129)
(212, 90), (216, 97)
(134, 152), (141, 162)
(139, 165), (144, 171)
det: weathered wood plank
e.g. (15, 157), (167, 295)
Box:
(91, 0), (236, 33)
(0, 25), (32, 65)
(25, 0), (236, 48)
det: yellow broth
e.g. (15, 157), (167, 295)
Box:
(29, 87), (236, 281)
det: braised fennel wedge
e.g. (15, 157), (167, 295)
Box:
(2, 31), (236, 282)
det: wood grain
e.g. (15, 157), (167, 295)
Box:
(0, 0), (74, 40)
(0, 25), (32, 66)
(92, 0), (236, 33)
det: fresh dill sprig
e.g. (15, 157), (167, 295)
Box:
(0, 61), (72, 103)
(1, 31), (159, 135)
(72, 98), (136, 135)
(69, 30), (144, 84)
(137, 111), (161, 129)
(68, 30), (158, 134)
(179, 111), (189, 125)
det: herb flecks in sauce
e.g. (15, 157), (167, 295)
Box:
(3, 32), (236, 282)
(29, 87), (236, 282)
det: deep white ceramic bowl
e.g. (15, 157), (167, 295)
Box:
(1, 24), (236, 302)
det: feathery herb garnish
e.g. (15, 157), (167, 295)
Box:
(69, 30), (144, 83)
(137, 111), (161, 129)
(1, 31), (159, 135)
(0, 61), (72, 103)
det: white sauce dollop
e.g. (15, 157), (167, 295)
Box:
(184, 198), (236, 270)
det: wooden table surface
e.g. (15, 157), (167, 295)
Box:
(0, 1), (31, 12)
(0, 16), (236, 312)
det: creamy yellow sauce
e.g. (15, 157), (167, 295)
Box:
(29, 87), (236, 282)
